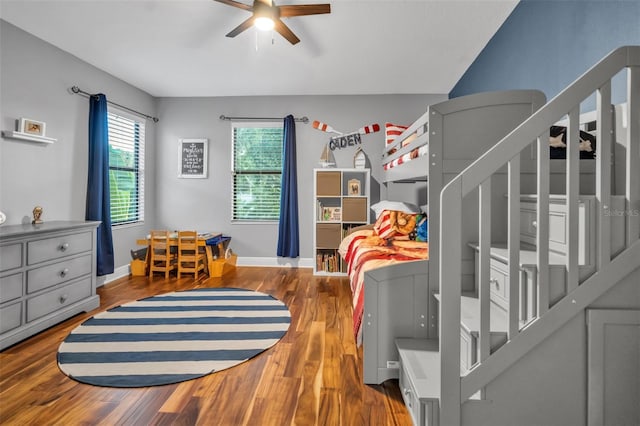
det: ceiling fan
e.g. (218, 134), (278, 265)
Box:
(213, 0), (331, 45)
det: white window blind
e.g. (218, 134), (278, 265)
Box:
(232, 122), (283, 221)
(108, 110), (145, 225)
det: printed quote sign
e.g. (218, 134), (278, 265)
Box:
(178, 138), (208, 178)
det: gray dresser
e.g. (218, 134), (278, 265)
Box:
(0, 221), (101, 350)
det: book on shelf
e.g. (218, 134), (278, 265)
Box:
(316, 250), (342, 273)
(322, 207), (341, 221)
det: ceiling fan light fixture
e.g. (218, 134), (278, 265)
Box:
(255, 16), (275, 31)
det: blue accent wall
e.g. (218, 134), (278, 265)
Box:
(450, 0), (640, 105)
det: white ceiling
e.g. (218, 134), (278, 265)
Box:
(0, 0), (519, 97)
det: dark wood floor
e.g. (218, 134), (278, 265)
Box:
(0, 267), (412, 425)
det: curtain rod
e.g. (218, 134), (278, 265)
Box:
(219, 115), (309, 123)
(70, 86), (159, 123)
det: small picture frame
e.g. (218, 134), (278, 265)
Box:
(348, 179), (361, 196)
(19, 118), (46, 136)
(178, 138), (208, 178)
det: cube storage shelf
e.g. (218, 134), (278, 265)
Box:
(313, 168), (370, 275)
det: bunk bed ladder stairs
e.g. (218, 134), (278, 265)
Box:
(405, 46), (640, 426)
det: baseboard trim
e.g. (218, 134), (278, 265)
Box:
(238, 257), (314, 269)
(102, 258), (314, 286)
(101, 265), (133, 287)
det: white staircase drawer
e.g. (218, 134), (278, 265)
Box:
(520, 203), (537, 239)
(520, 196), (596, 265)
(460, 326), (476, 371)
(489, 260), (508, 303)
(396, 338), (440, 426)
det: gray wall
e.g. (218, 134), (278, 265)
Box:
(156, 93), (445, 263)
(450, 0), (640, 107)
(0, 20), (158, 280)
(1, 19), (446, 271)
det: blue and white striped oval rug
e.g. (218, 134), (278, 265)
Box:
(57, 288), (290, 387)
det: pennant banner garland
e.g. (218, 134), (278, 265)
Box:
(312, 120), (381, 151)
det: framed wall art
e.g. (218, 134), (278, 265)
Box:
(19, 118), (46, 136)
(178, 138), (208, 178)
(348, 178), (361, 196)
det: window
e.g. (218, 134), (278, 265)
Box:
(108, 110), (145, 225)
(232, 122), (284, 221)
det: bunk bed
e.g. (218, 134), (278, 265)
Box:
(343, 90), (547, 384)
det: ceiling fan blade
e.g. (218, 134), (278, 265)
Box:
(274, 19), (300, 45)
(212, 0), (252, 11)
(226, 16), (256, 37)
(279, 4), (330, 17)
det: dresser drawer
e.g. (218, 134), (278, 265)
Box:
(27, 254), (92, 294)
(0, 243), (23, 272)
(0, 301), (22, 334)
(0, 272), (23, 304)
(27, 231), (92, 265)
(26, 277), (92, 322)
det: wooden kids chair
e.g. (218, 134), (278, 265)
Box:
(177, 230), (206, 279)
(149, 230), (177, 279)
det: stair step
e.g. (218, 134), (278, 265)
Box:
(434, 293), (508, 335)
(459, 294), (508, 337)
(434, 293), (509, 355)
(468, 242), (568, 267)
(396, 338), (440, 399)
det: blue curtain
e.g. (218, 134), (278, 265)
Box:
(277, 115), (299, 257)
(86, 94), (114, 276)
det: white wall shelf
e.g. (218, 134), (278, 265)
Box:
(1, 130), (56, 144)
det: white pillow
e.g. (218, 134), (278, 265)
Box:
(370, 200), (420, 219)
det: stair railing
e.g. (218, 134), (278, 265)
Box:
(439, 46), (640, 426)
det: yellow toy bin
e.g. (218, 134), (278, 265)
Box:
(130, 259), (147, 276)
(209, 253), (237, 277)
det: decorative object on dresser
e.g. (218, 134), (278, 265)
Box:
(32, 206), (44, 224)
(0, 221), (101, 350)
(57, 287), (291, 387)
(313, 168), (370, 275)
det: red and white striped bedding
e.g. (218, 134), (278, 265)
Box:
(338, 230), (429, 346)
(383, 122), (428, 171)
(383, 143), (429, 170)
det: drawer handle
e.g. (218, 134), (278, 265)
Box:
(59, 294), (68, 304)
(532, 220), (537, 228)
(59, 243), (70, 252)
(60, 268), (70, 278)
(403, 388), (412, 406)
(490, 277), (499, 290)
